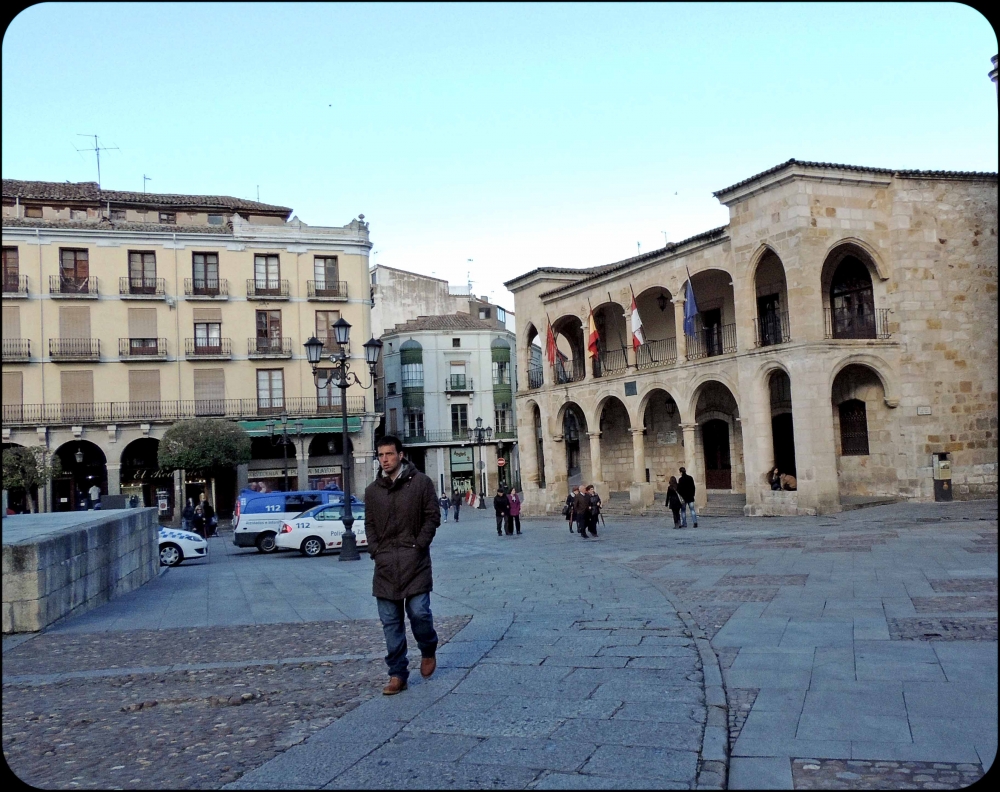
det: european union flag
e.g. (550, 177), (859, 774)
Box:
(683, 276), (699, 337)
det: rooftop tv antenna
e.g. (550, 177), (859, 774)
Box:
(75, 134), (118, 188)
(143, 175), (152, 194)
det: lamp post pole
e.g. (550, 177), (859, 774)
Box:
(304, 322), (382, 562)
(468, 416), (492, 508)
(264, 413), (303, 492)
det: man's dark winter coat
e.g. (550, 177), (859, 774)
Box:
(677, 473), (696, 503)
(364, 459), (440, 600)
(493, 494), (510, 515)
(572, 491), (590, 517)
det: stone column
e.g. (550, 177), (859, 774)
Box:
(629, 427), (653, 508)
(294, 435), (310, 491)
(106, 463), (121, 496)
(673, 297), (688, 361)
(741, 389), (774, 515)
(681, 423), (707, 508)
(587, 431), (604, 492)
(790, 383), (841, 515)
(236, 463), (249, 493)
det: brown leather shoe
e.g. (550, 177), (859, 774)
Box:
(382, 676), (407, 695)
(420, 655), (436, 678)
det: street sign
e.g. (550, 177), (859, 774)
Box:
(478, 461), (485, 470)
(496, 458), (506, 467)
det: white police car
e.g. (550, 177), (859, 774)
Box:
(275, 502), (368, 556)
(159, 526), (208, 567)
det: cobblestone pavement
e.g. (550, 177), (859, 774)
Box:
(3, 618), (470, 789)
(4, 498), (996, 790)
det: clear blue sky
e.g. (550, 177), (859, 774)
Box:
(3, 2), (997, 309)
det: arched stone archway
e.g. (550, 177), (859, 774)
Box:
(552, 315), (585, 384)
(558, 401), (591, 488)
(686, 268), (738, 359)
(693, 381), (745, 499)
(52, 440), (107, 512)
(596, 396), (633, 493)
(118, 437), (171, 509)
(524, 323), (544, 389)
(591, 301), (629, 377)
(634, 286), (678, 368)
(821, 243), (889, 340)
(641, 389), (683, 492)
(752, 247), (791, 346)
(831, 364), (900, 499)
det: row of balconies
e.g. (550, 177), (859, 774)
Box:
(2, 395), (369, 427)
(3, 336), (306, 362)
(399, 375), (514, 396)
(400, 428), (519, 446)
(526, 309), (891, 390)
(1, 275), (349, 301)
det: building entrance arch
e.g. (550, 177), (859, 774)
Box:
(53, 440), (107, 512)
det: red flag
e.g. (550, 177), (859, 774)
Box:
(587, 310), (599, 360)
(630, 296), (645, 351)
(545, 320), (557, 365)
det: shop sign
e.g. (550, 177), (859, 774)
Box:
(450, 447), (474, 472)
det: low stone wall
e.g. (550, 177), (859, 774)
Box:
(2, 508), (159, 633)
(745, 490), (817, 517)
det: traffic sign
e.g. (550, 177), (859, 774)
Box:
(496, 458), (506, 467)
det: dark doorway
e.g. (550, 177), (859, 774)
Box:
(563, 409), (582, 486)
(771, 414), (796, 477)
(702, 308), (723, 356)
(701, 419), (731, 489)
(757, 294), (782, 346)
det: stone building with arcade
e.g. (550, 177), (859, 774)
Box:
(506, 160), (997, 517)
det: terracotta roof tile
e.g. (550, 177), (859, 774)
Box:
(388, 313), (499, 334)
(2, 216), (233, 235)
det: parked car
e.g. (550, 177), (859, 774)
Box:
(233, 489), (358, 553)
(275, 502), (368, 556)
(159, 526), (208, 567)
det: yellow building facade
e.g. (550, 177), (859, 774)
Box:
(2, 180), (378, 519)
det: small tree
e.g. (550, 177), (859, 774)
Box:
(158, 419), (251, 507)
(2, 447), (61, 514)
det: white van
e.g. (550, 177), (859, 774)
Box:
(232, 489), (359, 553)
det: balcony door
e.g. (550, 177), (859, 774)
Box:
(129, 251), (156, 293)
(256, 310), (282, 353)
(193, 252), (219, 294)
(757, 294), (781, 346)
(60, 249), (89, 292)
(254, 254), (280, 292)
(702, 419), (732, 489)
(702, 308), (723, 357)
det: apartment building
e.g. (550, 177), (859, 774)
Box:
(381, 313), (518, 498)
(2, 180), (378, 519)
(507, 159), (997, 517)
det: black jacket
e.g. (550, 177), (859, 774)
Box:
(677, 474), (696, 503)
(493, 494), (510, 515)
(364, 460), (440, 600)
(666, 488), (682, 510)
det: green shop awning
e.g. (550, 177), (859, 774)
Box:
(238, 417), (362, 436)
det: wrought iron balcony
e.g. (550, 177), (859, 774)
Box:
(527, 365), (544, 389)
(49, 275), (98, 297)
(2, 395), (370, 427)
(445, 375), (473, 393)
(49, 338), (101, 360)
(636, 337), (677, 369)
(2, 338), (30, 361)
(402, 429), (471, 445)
(592, 348), (628, 378)
(685, 324), (737, 359)
(824, 308), (891, 340)
(184, 338), (232, 358)
(754, 311), (791, 347)
(119, 338), (168, 358)
(246, 278), (290, 299)
(119, 277), (166, 298)
(2, 274), (28, 297)
(555, 357), (585, 384)
(248, 336), (293, 358)
(306, 280), (348, 300)
(184, 278), (229, 298)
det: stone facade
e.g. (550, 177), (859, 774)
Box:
(506, 160), (997, 516)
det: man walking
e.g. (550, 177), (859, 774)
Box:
(450, 489), (462, 522)
(585, 484), (602, 537)
(677, 466), (698, 528)
(438, 492), (450, 523)
(364, 435), (440, 696)
(493, 488), (511, 536)
(573, 485), (591, 540)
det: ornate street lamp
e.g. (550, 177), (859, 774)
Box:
(467, 416), (493, 508)
(264, 412), (303, 492)
(304, 325), (382, 561)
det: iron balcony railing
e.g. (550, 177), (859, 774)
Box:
(445, 375), (473, 392)
(2, 275), (28, 296)
(402, 429), (473, 444)
(555, 357), (585, 384)
(49, 275), (98, 296)
(246, 278), (290, 299)
(248, 337), (293, 357)
(306, 280), (348, 299)
(686, 323), (737, 359)
(754, 311), (791, 347)
(119, 338), (168, 358)
(636, 338), (677, 369)
(119, 277), (166, 297)
(592, 347), (628, 378)
(527, 365), (544, 389)
(824, 307), (891, 340)
(184, 278), (229, 298)
(2, 396), (369, 426)
(494, 429), (517, 440)
(49, 338), (100, 359)
(2, 338), (30, 360)
(185, 338), (232, 358)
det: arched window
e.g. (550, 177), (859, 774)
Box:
(839, 399), (869, 455)
(830, 256), (876, 339)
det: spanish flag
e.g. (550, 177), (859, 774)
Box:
(587, 310), (600, 360)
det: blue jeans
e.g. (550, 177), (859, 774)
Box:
(680, 500), (698, 527)
(440, 506), (449, 523)
(376, 593), (438, 682)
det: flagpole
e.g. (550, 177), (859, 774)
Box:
(608, 290), (629, 359)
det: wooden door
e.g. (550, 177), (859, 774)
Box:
(701, 419), (731, 489)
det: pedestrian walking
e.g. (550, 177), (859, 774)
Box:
(202, 499), (218, 537)
(364, 435), (440, 696)
(181, 498), (195, 531)
(507, 488), (522, 535)
(665, 476), (683, 528)
(191, 505), (206, 538)
(494, 489), (511, 536)
(450, 489), (462, 522)
(564, 486), (579, 532)
(677, 467), (698, 528)
(585, 485), (602, 537)
(438, 493), (450, 523)
(573, 486), (591, 540)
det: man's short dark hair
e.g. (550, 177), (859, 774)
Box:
(679, 467), (686, 474)
(376, 435), (403, 453)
